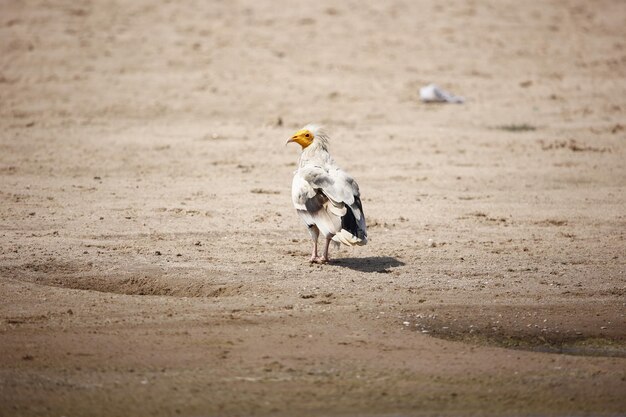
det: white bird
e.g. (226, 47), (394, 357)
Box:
(287, 124), (367, 263)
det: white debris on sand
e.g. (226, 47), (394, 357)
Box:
(420, 83), (465, 104)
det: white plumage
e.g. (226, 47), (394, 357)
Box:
(287, 124), (367, 263)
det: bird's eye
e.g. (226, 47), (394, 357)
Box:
(305, 133), (310, 138)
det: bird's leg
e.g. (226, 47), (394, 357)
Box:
(308, 225), (320, 263)
(320, 236), (332, 263)
(310, 239), (319, 263)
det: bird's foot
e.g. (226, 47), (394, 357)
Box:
(309, 256), (329, 264)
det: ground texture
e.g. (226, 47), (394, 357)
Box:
(1, 0), (625, 416)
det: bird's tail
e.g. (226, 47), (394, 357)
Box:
(332, 197), (367, 246)
(332, 229), (366, 246)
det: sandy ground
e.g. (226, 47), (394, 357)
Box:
(1, 0), (625, 416)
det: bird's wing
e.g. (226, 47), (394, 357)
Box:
(293, 164), (367, 245)
(292, 168), (342, 237)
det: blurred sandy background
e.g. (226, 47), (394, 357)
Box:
(1, 0), (625, 416)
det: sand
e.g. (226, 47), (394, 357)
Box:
(1, 0), (625, 415)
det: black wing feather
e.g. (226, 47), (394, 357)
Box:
(341, 195), (366, 240)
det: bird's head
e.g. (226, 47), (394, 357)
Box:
(286, 128), (314, 148)
(286, 124), (328, 149)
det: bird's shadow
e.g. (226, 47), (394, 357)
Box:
(331, 256), (405, 273)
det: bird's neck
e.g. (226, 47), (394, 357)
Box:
(299, 143), (332, 167)
(303, 140), (327, 155)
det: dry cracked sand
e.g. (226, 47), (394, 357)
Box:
(0, 0), (625, 416)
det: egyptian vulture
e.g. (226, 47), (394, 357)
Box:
(287, 124), (367, 263)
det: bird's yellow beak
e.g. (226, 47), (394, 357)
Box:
(286, 129), (314, 148)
